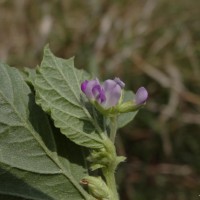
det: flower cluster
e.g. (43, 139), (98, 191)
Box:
(81, 77), (148, 114)
(81, 78), (125, 109)
(80, 77), (148, 200)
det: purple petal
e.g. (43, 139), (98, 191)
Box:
(81, 78), (124, 108)
(92, 84), (101, 98)
(98, 89), (106, 103)
(92, 85), (106, 103)
(114, 77), (125, 88)
(81, 80), (89, 92)
(102, 79), (122, 108)
(83, 79), (100, 100)
(135, 87), (148, 105)
(81, 78), (106, 103)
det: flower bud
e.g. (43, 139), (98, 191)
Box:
(116, 87), (148, 113)
(135, 87), (148, 105)
(80, 176), (111, 200)
(87, 138), (125, 172)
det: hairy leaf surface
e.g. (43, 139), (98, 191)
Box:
(34, 46), (104, 149)
(118, 91), (138, 128)
(0, 62), (91, 200)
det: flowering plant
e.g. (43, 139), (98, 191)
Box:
(0, 46), (147, 200)
(81, 78), (147, 116)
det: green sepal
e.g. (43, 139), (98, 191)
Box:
(91, 98), (143, 117)
(80, 176), (112, 200)
(90, 164), (105, 171)
(87, 138), (124, 171)
(116, 156), (126, 165)
(116, 101), (144, 113)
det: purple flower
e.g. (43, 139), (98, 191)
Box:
(135, 87), (148, 105)
(81, 79), (106, 103)
(81, 78), (125, 109)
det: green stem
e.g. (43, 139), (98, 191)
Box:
(110, 116), (117, 142)
(103, 166), (119, 200)
(103, 116), (109, 137)
(101, 116), (119, 199)
(92, 106), (105, 139)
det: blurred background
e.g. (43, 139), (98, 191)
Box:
(0, 0), (200, 199)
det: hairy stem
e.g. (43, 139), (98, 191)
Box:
(110, 116), (117, 142)
(102, 166), (119, 200)
(101, 116), (119, 199)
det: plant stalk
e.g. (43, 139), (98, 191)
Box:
(101, 116), (119, 200)
(110, 116), (117, 142)
(102, 166), (119, 200)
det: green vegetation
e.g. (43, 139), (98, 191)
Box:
(0, 0), (199, 199)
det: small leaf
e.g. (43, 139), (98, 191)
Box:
(34, 46), (104, 149)
(0, 62), (92, 200)
(117, 90), (138, 128)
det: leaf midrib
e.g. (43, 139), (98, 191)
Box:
(48, 52), (103, 133)
(37, 71), (84, 112)
(0, 87), (90, 200)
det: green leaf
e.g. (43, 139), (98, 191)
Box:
(0, 194), (26, 200)
(0, 62), (92, 200)
(117, 90), (138, 128)
(19, 67), (37, 86)
(34, 46), (104, 149)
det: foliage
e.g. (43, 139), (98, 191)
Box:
(0, 0), (200, 199)
(0, 46), (139, 199)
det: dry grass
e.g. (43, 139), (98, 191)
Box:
(0, 0), (200, 199)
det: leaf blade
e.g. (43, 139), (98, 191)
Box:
(34, 46), (104, 149)
(0, 62), (91, 200)
(117, 90), (138, 128)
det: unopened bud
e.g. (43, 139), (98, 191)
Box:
(80, 176), (111, 200)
